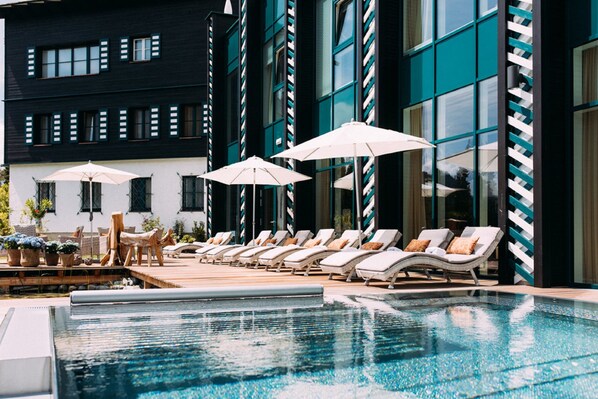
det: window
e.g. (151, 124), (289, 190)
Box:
(335, 0), (354, 46)
(437, 0), (473, 37)
(35, 114), (52, 145)
(80, 182), (101, 212)
(42, 44), (100, 78)
(479, 0), (497, 16)
(130, 178), (152, 212)
(226, 71), (239, 144)
(80, 111), (99, 143)
(182, 176), (204, 211)
(130, 108), (150, 140)
(181, 105), (202, 138)
(437, 85), (474, 139)
(333, 45), (354, 90)
(36, 182), (55, 212)
(479, 77), (498, 129)
(133, 38), (152, 62)
(315, 0), (333, 98)
(403, 0), (432, 51)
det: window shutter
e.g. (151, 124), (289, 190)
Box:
(52, 112), (62, 144)
(27, 47), (36, 78)
(98, 109), (109, 141)
(119, 108), (128, 140)
(169, 105), (179, 137)
(69, 112), (78, 143)
(150, 106), (160, 139)
(151, 33), (161, 59)
(25, 114), (34, 145)
(99, 39), (109, 71)
(202, 103), (208, 135)
(119, 37), (129, 62)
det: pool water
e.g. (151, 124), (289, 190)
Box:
(52, 291), (598, 398)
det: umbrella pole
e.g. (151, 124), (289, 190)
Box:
(252, 169), (256, 246)
(89, 178), (94, 260)
(353, 146), (362, 249)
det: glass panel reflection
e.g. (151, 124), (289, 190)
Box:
(437, 85), (474, 139)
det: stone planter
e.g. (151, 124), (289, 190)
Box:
(45, 253), (59, 266)
(21, 249), (41, 267)
(59, 253), (75, 267)
(6, 249), (21, 266)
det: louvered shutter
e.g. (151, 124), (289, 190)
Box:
(52, 112), (62, 144)
(202, 103), (208, 136)
(151, 33), (161, 59)
(119, 37), (129, 62)
(25, 115), (34, 145)
(169, 105), (179, 137)
(27, 47), (36, 78)
(98, 109), (108, 141)
(69, 112), (78, 143)
(99, 39), (109, 71)
(119, 108), (128, 140)
(150, 106), (160, 139)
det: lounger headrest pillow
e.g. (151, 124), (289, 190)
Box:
(72, 227), (82, 238)
(262, 238), (277, 246)
(284, 237), (298, 246)
(362, 241), (383, 250)
(327, 238), (349, 250)
(447, 237), (479, 255)
(212, 237), (223, 245)
(206, 237), (214, 244)
(304, 238), (321, 248)
(404, 239), (431, 252)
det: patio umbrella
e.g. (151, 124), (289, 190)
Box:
(42, 161), (139, 258)
(273, 121), (434, 247)
(200, 156), (311, 244)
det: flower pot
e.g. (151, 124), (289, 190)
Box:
(21, 249), (41, 267)
(7, 249), (21, 266)
(60, 253), (75, 267)
(45, 253), (59, 266)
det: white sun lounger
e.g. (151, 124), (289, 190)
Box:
(220, 230), (290, 266)
(356, 227), (503, 288)
(284, 230), (364, 276)
(192, 231), (235, 258)
(318, 229), (402, 282)
(163, 232), (231, 258)
(202, 230), (273, 264)
(257, 229), (334, 272)
(237, 230), (314, 268)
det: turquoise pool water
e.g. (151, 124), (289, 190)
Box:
(52, 291), (598, 398)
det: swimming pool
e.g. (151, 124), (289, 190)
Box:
(52, 291), (598, 398)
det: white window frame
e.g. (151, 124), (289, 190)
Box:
(133, 38), (152, 62)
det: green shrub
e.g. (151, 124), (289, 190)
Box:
(0, 183), (12, 236)
(180, 234), (195, 243)
(192, 221), (206, 242)
(172, 218), (185, 240)
(141, 215), (164, 232)
(58, 241), (80, 254)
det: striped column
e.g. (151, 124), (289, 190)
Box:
(239, 0), (248, 243)
(285, 0), (297, 235)
(361, 0), (376, 238)
(506, 0), (534, 284)
(206, 18), (215, 237)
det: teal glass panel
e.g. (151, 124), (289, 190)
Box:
(479, 76), (498, 129)
(336, 0), (354, 46)
(437, 85), (474, 139)
(275, 0), (285, 20)
(436, 28), (475, 94)
(316, 97), (332, 135)
(477, 16), (498, 79)
(405, 47), (434, 104)
(593, 0), (598, 37)
(272, 121), (285, 155)
(263, 126), (274, 157)
(334, 44), (354, 90)
(264, 0), (273, 30)
(316, 0), (333, 98)
(437, 0), (473, 37)
(333, 85), (355, 129)
(227, 143), (239, 164)
(227, 30), (239, 66)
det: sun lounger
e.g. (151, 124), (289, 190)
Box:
(319, 229), (402, 282)
(238, 230), (314, 268)
(193, 232), (235, 258)
(220, 230), (290, 266)
(202, 230), (272, 264)
(284, 230), (364, 276)
(163, 232), (231, 258)
(356, 226), (503, 288)
(258, 229), (334, 272)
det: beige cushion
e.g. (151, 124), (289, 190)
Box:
(284, 237), (298, 246)
(404, 239), (431, 252)
(304, 238), (321, 248)
(206, 237), (214, 244)
(212, 237), (223, 245)
(262, 238), (277, 246)
(327, 238), (349, 250)
(447, 237), (479, 255)
(362, 241), (383, 250)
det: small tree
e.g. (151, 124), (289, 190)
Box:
(0, 183), (12, 236)
(21, 197), (53, 232)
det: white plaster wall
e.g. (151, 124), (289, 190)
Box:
(9, 158), (207, 234)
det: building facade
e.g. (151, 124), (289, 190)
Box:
(0, 0), (234, 232)
(207, 0), (598, 289)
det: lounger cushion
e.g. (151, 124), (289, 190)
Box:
(418, 228), (454, 249)
(284, 247), (329, 262)
(206, 237), (214, 244)
(212, 237), (223, 245)
(362, 241), (383, 250)
(328, 239), (348, 250)
(404, 239), (431, 252)
(262, 239), (277, 246)
(447, 237), (479, 255)
(356, 251), (417, 272)
(304, 238), (321, 248)
(284, 238), (298, 246)
(444, 254), (483, 264)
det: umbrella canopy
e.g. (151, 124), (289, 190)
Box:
(334, 173), (463, 197)
(440, 142), (498, 173)
(273, 121), (434, 247)
(200, 156), (311, 244)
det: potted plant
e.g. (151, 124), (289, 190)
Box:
(44, 240), (60, 266)
(18, 236), (45, 267)
(57, 241), (80, 267)
(2, 233), (26, 266)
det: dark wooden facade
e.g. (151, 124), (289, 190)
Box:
(2, 0), (237, 164)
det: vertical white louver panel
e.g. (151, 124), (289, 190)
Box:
(25, 115), (34, 145)
(151, 33), (161, 59)
(99, 39), (109, 71)
(69, 112), (78, 143)
(150, 106), (160, 138)
(169, 105), (179, 137)
(119, 108), (128, 140)
(202, 104), (208, 135)
(52, 112), (62, 144)
(27, 47), (36, 78)
(98, 109), (108, 141)
(120, 37), (129, 62)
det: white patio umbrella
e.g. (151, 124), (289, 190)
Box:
(200, 156), (311, 244)
(42, 161), (139, 258)
(273, 121), (434, 247)
(334, 173), (463, 197)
